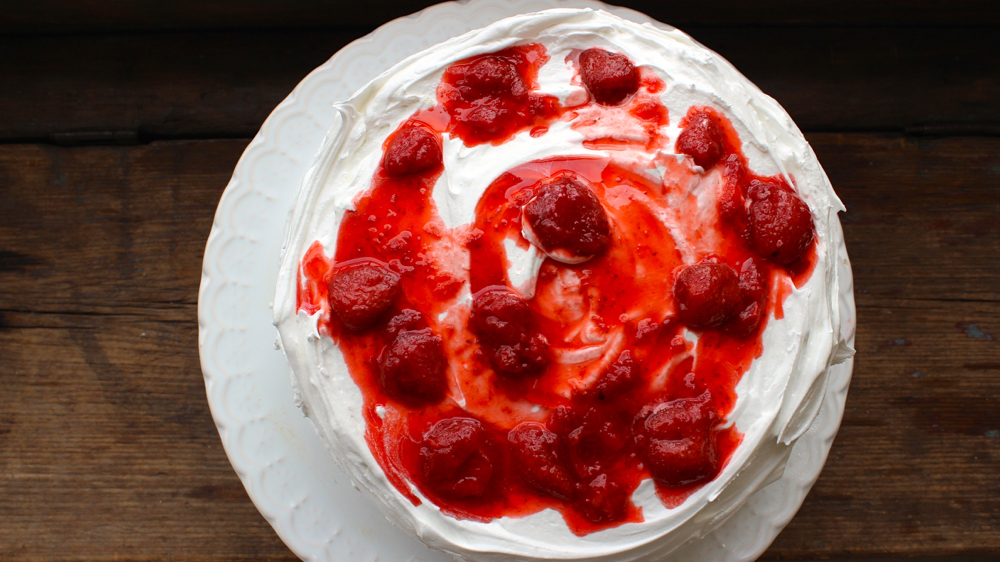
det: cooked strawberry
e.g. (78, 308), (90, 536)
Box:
(718, 153), (747, 221)
(578, 48), (640, 105)
(676, 110), (725, 169)
(575, 473), (629, 524)
(327, 259), (400, 331)
(589, 350), (641, 401)
(470, 287), (548, 378)
(384, 308), (425, 337)
(378, 328), (448, 404)
(747, 179), (815, 264)
(420, 417), (499, 499)
(725, 257), (768, 337)
(523, 176), (611, 261)
(633, 395), (720, 486)
(382, 124), (442, 177)
(507, 422), (576, 501)
(455, 55), (528, 100)
(673, 262), (742, 329)
(549, 405), (629, 480)
(470, 286), (532, 346)
(440, 46), (559, 145)
(486, 333), (549, 378)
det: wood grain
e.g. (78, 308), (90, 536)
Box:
(1, 0), (999, 32)
(0, 140), (296, 560)
(0, 26), (998, 141)
(0, 133), (997, 560)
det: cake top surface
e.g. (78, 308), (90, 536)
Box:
(273, 8), (851, 561)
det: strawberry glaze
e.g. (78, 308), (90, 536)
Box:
(294, 45), (816, 535)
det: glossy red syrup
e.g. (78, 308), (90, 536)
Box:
(295, 46), (817, 535)
(438, 44), (562, 146)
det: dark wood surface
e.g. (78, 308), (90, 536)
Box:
(1, 1), (998, 560)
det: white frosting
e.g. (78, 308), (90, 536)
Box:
(274, 9), (853, 562)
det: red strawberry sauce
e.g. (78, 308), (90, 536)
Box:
(295, 44), (816, 535)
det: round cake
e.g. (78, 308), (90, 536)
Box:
(273, 8), (853, 561)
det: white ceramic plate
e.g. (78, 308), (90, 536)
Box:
(197, 1), (856, 560)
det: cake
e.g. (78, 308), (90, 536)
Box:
(273, 8), (853, 561)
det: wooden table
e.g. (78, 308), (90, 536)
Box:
(1, 1), (998, 560)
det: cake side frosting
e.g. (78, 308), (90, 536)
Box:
(274, 8), (852, 561)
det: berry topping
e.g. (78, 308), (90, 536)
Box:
(676, 110), (725, 169)
(458, 55), (528, 100)
(470, 287), (549, 378)
(589, 350), (641, 401)
(578, 48), (640, 105)
(673, 262), (742, 330)
(327, 259), (401, 331)
(522, 176), (611, 263)
(461, 98), (509, 137)
(290, 40), (821, 532)
(385, 308), (425, 336)
(738, 257), (766, 303)
(420, 418), (498, 499)
(470, 286), (532, 345)
(549, 406), (629, 480)
(728, 301), (763, 338)
(488, 333), (549, 377)
(440, 45), (559, 145)
(576, 473), (629, 524)
(633, 395), (720, 487)
(725, 258), (767, 337)
(378, 328), (448, 404)
(746, 180), (815, 264)
(718, 154), (748, 221)
(382, 123), (442, 177)
(508, 422), (576, 501)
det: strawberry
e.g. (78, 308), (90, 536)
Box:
(523, 175), (611, 261)
(327, 259), (400, 331)
(575, 473), (629, 524)
(718, 153), (747, 221)
(507, 422), (576, 501)
(724, 258), (768, 337)
(673, 262), (742, 330)
(633, 395), (720, 487)
(456, 55), (528, 100)
(378, 328), (448, 404)
(382, 123), (442, 177)
(549, 405), (629, 481)
(470, 287), (549, 378)
(746, 179), (815, 264)
(470, 286), (532, 345)
(589, 350), (640, 401)
(676, 110), (725, 169)
(578, 48), (640, 105)
(420, 418), (499, 499)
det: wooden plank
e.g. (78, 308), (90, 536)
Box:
(813, 133), (1000, 304)
(1, 0), (999, 32)
(0, 314), (296, 561)
(0, 140), (239, 314)
(0, 135), (998, 559)
(697, 27), (1000, 133)
(0, 26), (998, 141)
(767, 299), (1000, 560)
(0, 139), (294, 560)
(0, 30), (355, 142)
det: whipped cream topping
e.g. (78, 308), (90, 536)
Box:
(274, 8), (853, 561)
